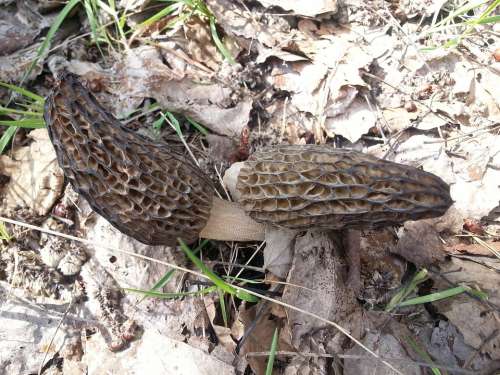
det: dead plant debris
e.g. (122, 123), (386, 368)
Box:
(0, 0), (499, 374)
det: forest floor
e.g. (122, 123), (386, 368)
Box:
(0, 1), (500, 374)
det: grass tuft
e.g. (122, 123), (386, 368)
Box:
(138, 0), (235, 64)
(386, 268), (488, 311)
(178, 238), (259, 303)
(421, 0), (500, 50)
(0, 83), (45, 154)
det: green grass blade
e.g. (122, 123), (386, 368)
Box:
(139, 2), (183, 27)
(23, 0), (81, 82)
(469, 15), (500, 25)
(0, 119), (45, 128)
(433, 0), (488, 28)
(222, 275), (263, 284)
(0, 221), (13, 241)
(152, 115), (166, 130)
(209, 16), (235, 64)
(398, 285), (487, 307)
(404, 336), (441, 375)
(148, 239), (209, 293)
(0, 82), (45, 102)
(265, 327), (279, 375)
(178, 238), (259, 302)
(186, 116), (208, 135)
(83, 0), (100, 43)
(217, 288), (228, 327)
(385, 269), (428, 312)
(0, 126), (17, 154)
(0, 107), (42, 117)
(479, 0), (500, 19)
(165, 111), (182, 134)
(16, 101), (45, 111)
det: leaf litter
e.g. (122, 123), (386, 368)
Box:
(0, 0), (500, 374)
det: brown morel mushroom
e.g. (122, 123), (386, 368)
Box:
(44, 73), (453, 246)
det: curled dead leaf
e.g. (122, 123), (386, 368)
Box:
(0, 129), (64, 216)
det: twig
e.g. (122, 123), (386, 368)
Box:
(37, 297), (74, 375)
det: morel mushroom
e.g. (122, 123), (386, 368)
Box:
(44, 73), (453, 246)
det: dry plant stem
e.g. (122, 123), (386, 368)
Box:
(38, 297), (74, 375)
(199, 197), (265, 242)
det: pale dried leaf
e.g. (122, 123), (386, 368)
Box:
(324, 98), (376, 142)
(0, 43), (42, 82)
(345, 331), (421, 375)
(381, 107), (418, 132)
(0, 288), (69, 375)
(207, 0), (289, 48)
(414, 110), (448, 131)
(434, 257), (500, 360)
(269, 61), (328, 113)
(389, 134), (454, 183)
(394, 221), (445, 266)
(85, 213), (183, 291)
(83, 329), (236, 374)
(263, 226), (295, 278)
(282, 231), (360, 351)
(473, 69), (500, 123)
(0, 129), (64, 216)
(255, 0), (338, 17)
(450, 167), (500, 219)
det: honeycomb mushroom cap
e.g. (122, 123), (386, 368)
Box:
(236, 145), (453, 230)
(44, 72), (215, 245)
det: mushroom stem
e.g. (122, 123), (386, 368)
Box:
(200, 197), (266, 242)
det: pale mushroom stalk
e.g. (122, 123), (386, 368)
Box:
(44, 73), (453, 247)
(199, 198), (265, 242)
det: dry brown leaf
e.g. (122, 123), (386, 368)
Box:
(0, 129), (64, 216)
(443, 242), (498, 257)
(381, 107), (418, 132)
(238, 303), (294, 375)
(0, 43), (42, 82)
(0, 9), (38, 55)
(207, 0), (292, 50)
(255, 0), (338, 17)
(184, 17), (224, 72)
(263, 227), (295, 278)
(282, 231), (361, 351)
(393, 221), (446, 266)
(65, 46), (252, 138)
(324, 97), (376, 142)
(344, 312), (422, 375)
(434, 256), (500, 360)
(83, 329), (235, 374)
